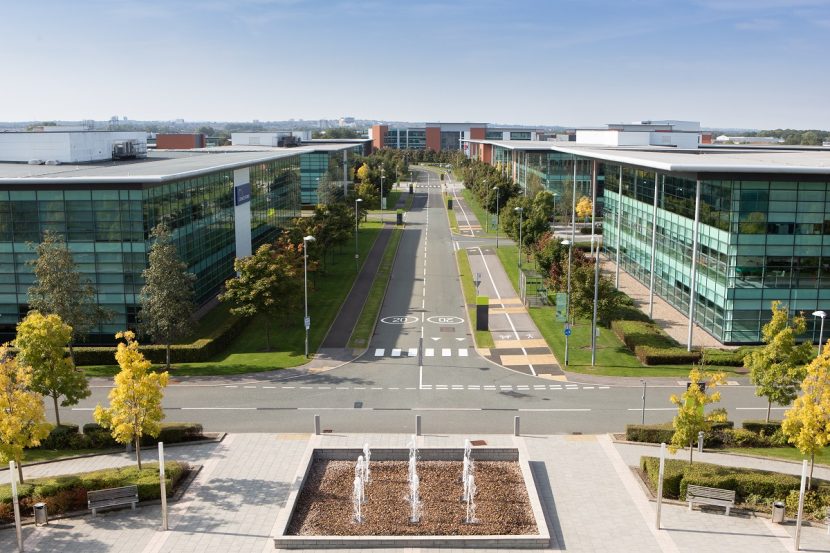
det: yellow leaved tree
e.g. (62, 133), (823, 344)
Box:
(94, 331), (169, 469)
(356, 163), (371, 184)
(782, 342), (830, 489)
(669, 365), (727, 464)
(0, 344), (51, 483)
(576, 196), (593, 222)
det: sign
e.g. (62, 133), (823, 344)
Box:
(426, 315), (464, 325)
(234, 182), (252, 206)
(304, 316), (311, 330)
(564, 327), (572, 337)
(474, 273), (482, 292)
(381, 197), (387, 210)
(380, 316), (418, 325)
(555, 293), (568, 322)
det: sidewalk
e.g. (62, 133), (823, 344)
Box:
(3, 433), (828, 553)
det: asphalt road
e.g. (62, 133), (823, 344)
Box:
(64, 168), (776, 435)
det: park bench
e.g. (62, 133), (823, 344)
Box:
(87, 485), (139, 517)
(686, 484), (736, 516)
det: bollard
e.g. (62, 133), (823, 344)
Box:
(314, 414), (321, 436)
(415, 415), (422, 436)
(514, 416), (520, 436)
(697, 431), (704, 453)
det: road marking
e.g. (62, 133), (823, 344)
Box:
(599, 386), (610, 389)
(420, 385), (433, 390)
(735, 407), (788, 410)
(336, 387), (349, 390)
(389, 387), (399, 390)
(484, 385), (496, 390)
(391, 348), (402, 357)
(371, 387), (383, 390)
(452, 385), (464, 390)
(583, 386), (595, 390)
(225, 385), (237, 388)
(406, 387), (416, 390)
(243, 386), (256, 389)
(282, 386), (295, 389)
(318, 387), (330, 390)
(425, 348), (434, 357)
(182, 407), (257, 410)
(408, 348), (418, 356)
(374, 348), (384, 356)
(458, 348), (468, 357)
(468, 385), (480, 390)
(500, 385), (512, 390)
(263, 386), (275, 389)
(533, 385), (546, 390)
(300, 386), (313, 390)
(627, 408), (676, 411)
(436, 385), (448, 390)
(518, 408), (591, 412)
(442, 348), (451, 357)
(71, 408), (94, 411)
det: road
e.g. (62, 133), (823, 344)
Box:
(64, 168), (774, 435)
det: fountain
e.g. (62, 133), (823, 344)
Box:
(355, 456), (366, 504)
(464, 473), (477, 524)
(352, 475), (363, 523)
(362, 443), (371, 483)
(408, 472), (422, 523)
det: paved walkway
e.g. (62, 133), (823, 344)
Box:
(2, 433), (827, 553)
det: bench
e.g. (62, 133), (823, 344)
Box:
(686, 484), (736, 516)
(87, 485), (139, 516)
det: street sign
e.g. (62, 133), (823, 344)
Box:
(304, 316), (311, 330)
(555, 293), (568, 322)
(564, 323), (572, 337)
(474, 272), (481, 292)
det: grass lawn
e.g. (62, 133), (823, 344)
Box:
(494, 245), (742, 378)
(348, 228), (403, 348)
(447, 205), (459, 233)
(725, 446), (830, 465)
(83, 224), (383, 378)
(460, 188), (496, 237)
(456, 250), (495, 348)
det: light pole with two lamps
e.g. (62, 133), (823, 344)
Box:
(354, 198), (363, 271)
(303, 235), (315, 358)
(380, 169), (385, 223)
(514, 206), (524, 268)
(813, 310), (827, 356)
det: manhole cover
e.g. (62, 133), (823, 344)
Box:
(470, 440), (487, 446)
(440, 326), (456, 333)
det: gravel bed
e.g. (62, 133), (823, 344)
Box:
(287, 460), (537, 536)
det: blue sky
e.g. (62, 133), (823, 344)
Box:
(2, 0), (829, 129)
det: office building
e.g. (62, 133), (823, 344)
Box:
(370, 123), (544, 152)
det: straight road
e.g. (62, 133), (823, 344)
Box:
(64, 169), (770, 435)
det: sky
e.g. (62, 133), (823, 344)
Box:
(2, 0), (829, 129)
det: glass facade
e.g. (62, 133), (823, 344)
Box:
(383, 129), (426, 150)
(299, 146), (364, 205)
(0, 155), (301, 340)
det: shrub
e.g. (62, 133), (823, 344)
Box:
(640, 457), (686, 499)
(703, 346), (758, 367)
(82, 422), (204, 448)
(722, 428), (767, 448)
(626, 423), (674, 444)
(742, 420), (783, 435)
(611, 320), (702, 365)
(39, 424), (80, 450)
(83, 423), (119, 448)
(634, 346), (702, 365)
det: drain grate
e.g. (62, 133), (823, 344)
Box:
(440, 326), (456, 333)
(470, 439), (487, 446)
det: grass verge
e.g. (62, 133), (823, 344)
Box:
(456, 250), (495, 348)
(493, 244), (741, 377)
(447, 204), (459, 233)
(724, 446), (830, 465)
(83, 224), (383, 377)
(461, 188), (495, 237)
(22, 448), (119, 463)
(348, 228), (403, 348)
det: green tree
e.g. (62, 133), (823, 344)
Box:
(14, 311), (89, 426)
(669, 365), (727, 464)
(138, 223), (196, 369)
(28, 231), (107, 360)
(93, 331), (169, 470)
(745, 301), (814, 422)
(568, 262), (624, 326)
(782, 343), (830, 488)
(219, 241), (304, 351)
(0, 344), (51, 483)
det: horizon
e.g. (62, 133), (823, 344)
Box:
(2, 0), (829, 129)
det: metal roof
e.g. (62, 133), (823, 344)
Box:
(464, 139), (830, 175)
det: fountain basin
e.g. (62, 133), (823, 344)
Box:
(273, 447), (549, 549)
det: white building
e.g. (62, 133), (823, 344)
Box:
(576, 120), (702, 149)
(0, 131), (148, 163)
(231, 131), (312, 146)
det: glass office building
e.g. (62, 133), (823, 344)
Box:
(0, 151), (302, 339)
(299, 144), (365, 204)
(468, 139), (830, 345)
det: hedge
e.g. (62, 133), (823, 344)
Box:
(77, 422), (204, 449)
(703, 346), (758, 367)
(611, 320), (702, 365)
(626, 422), (735, 448)
(72, 313), (249, 366)
(0, 461), (187, 523)
(641, 456), (830, 518)
(742, 420), (783, 435)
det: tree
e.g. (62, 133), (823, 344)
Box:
(669, 365), (727, 464)
(782, 343), (830, 489)
(14, 311), (89, 426)
(138, 223), (196, 369)
(219, 241), (304, 351)
(568, 262), (625, 326)
(93, 332), (169, 470)
(356, 163), (371, 184)
(28, 231), (107, 360)
(576, 196), (593, 222)
(745, 301), (813, 422)
(0, 345), (51, 483)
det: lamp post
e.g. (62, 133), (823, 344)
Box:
(354, 198), (362, 271)
(303, 235), (315, 358)
(514, 206), (524, 268)
(813, 310), (826, 356)
(563, 238), (573, 366)
(380, 169), (385, 223)
(493, 185), (500, 249)
(551, 192), (559, 230)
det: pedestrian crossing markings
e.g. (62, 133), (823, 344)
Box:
(373, 348), (468, 357)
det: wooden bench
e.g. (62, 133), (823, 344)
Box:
(686, 484), (736, 516)
(87, 485), (139, 517)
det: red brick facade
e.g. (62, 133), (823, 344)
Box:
(156, 134), (206, 149)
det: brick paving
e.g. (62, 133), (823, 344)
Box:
(3, 433), (829, 552)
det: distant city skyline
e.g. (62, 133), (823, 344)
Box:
(3, 0), (829, 129)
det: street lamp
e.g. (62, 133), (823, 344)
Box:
(493, 185), (500, 249)
(514, 206), (524, 268)
(813, 310), (826, 356)
(303, 235), (315, 358)
(562, 238), (573, 366)
(354, 198), (363, 271)
(380, 169), (385, 223)
(552, 192), (559, 230)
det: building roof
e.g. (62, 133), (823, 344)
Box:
(465, 139), (830, 175)
(0, 143), (362, 184)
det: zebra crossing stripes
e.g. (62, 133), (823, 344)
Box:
(372, 348), (469, 358)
